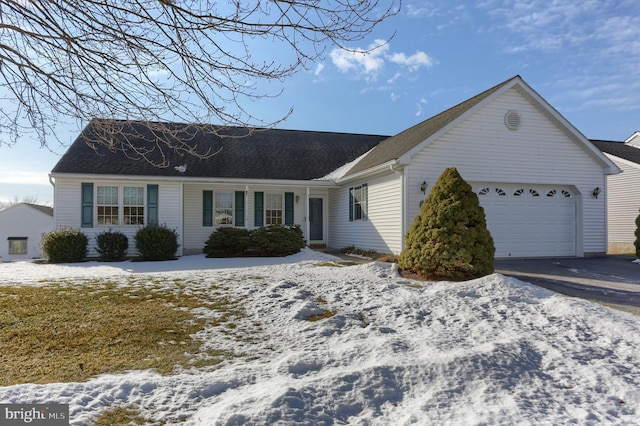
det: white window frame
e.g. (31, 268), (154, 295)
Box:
(96, 185), (146, 226)
(123, 186), (145, 225)
(97, 185), (119, 225)
(265, 193), (283, 225)
(351, 185), (367, 221)
(215, 192), (234, 225)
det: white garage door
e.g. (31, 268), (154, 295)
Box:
(474, 184), (576, 258)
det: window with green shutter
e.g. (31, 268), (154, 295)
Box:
(285, 192), (294, 225)
(254, 192), (264, 227)
(147, 185), (159, 226)
(235, 191), (245, 227)
(349, 183), (368, 221)
(203, 190), (213, 226)
(81, 183), (94, 228)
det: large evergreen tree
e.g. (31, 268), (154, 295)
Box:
(398, 167), (495, 280)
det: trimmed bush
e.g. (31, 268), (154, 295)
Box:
(250, 225), (305, 257)
(134, 224), (179, 261)
(204, 227), (250, 258)
(95, 229), (129, 261)
(41, 227), (88, 263)
(398, 167), (495, 280)
(635, 212), (640, 258)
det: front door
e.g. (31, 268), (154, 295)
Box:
(309, 198), (323, 241)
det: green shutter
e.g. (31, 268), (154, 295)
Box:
(235, 191), (245, 227)
(284, 192), (294, 225)
(362, 183), (368, 221)
(81, 183), (93, 228)
(147, 184), (159, 226)
(203, 191), (213, 226)
(254, 192), (264, 227)
(348, 187), (354, 222)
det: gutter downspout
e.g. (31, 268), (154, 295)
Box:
(49, 174), (56, 224)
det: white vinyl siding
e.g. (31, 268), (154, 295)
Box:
(404, 87), (608, 256)
(330, 173), (402, 254)
(0, 204), (54, 260)
(603, 154), (640, 253)
(53, 178), (182, 257)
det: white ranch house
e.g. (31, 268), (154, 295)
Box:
(50, 76), (619, 258)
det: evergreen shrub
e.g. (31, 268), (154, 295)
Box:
(204, 227), (250, 258)
(95, 229), (129, 261)
(41, 227), (88, 263)
(398, 167), (495, 280)
(250, 225), (305, 257)
(203, 225), (305, 257)
(134, 224), (179, 261)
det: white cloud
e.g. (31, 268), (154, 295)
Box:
(415, 98), (428, 117)
(329, 40), (389, 78)
(389, 51), (434, 72)
(313, 63), (325, 76)
(330, 40), (434, 82)
(406, 3), (437, 17)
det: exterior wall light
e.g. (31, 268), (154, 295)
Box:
(592, 187), (601, 199)
(295, 195), (300, 204)
(420, 181), (427, 194)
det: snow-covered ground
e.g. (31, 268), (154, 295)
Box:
(1, 249), (640, 425)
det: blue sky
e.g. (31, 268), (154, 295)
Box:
(1, 0), (638, 205)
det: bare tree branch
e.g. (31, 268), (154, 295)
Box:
(0, 0), (399, 165)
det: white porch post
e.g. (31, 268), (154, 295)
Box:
(244, 185), (249, 228)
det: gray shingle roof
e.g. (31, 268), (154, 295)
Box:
(591, 140), (640, 165)
(51, 120), (389, 180)
(343, 76), (519, 177)
(23, 203), (53, 216)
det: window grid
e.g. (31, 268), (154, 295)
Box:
(265, 193), (283, 225)
(97, 186), (119, 225)
(215, 192), (233, 225)
(123, 187), (145, 225)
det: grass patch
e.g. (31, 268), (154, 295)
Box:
(305, 310), (336, 322)
(0, 281), (243, 386)
(340, 246), (398, 263)
(314, 262), (343, 267)
(92, 406), (148, 426)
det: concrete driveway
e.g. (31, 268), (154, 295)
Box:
(494, 256), (640, 311)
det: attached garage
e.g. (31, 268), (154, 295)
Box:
(336, 76), (619, 257)
(475, 184), (576, 258)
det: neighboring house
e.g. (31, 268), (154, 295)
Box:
(591, 136), (640, 254)
(0, 203), (54, 261)
(50, 76), (619, 258)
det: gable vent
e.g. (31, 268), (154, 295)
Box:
(504, 110), (521, 130)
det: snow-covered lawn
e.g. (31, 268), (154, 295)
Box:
(1, 249), (640, 425)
